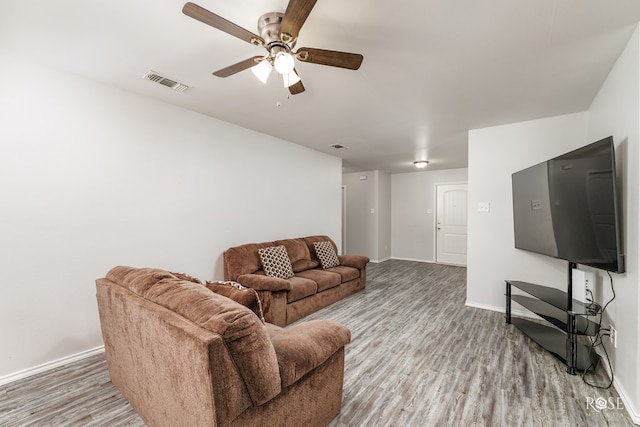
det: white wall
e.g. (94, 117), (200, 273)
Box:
(343, 171), (376, 258)
(587, 24), (639, 420)
(467, 112), (588, 311)
(376, 171), (392, 262)
(0, 52), (342, 380)
(342, 170), (390, 261)
(467, 26), (640, 420)
(391, 168), (468, 262)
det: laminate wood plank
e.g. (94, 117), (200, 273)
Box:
(0, 260), (633, 426)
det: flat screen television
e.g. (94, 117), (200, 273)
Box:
(511, 136), (625, 273)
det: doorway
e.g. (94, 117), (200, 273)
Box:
(435, 183), (468, 266)
(341, 185), (347, 254)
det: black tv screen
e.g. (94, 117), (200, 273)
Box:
(511, 136), (624, 273)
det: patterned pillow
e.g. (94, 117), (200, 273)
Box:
(206, 281), (265, 322)
(314, 241), (340, 269)
(258, 245), (295, 279)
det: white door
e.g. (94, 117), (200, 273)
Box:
(436, 184), (468, 266)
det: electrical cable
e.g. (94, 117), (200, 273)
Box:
(581, 272), (616, 389)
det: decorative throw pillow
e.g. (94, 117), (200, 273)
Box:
(258, 245), (295, 279)
(170, 271), (202, 284)
(314, 241), (340, 269)
(206, 281), (265, 322)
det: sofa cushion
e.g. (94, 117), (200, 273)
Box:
(105, 266), (281, 406)
(206, 280), (265, 322)
(295, 269), (342, 292)
(286, 276), (318, 303)
(313, 241), (340, 269)
(274, 238), (320, 272)
(326, 265), (361, 283)
(290, 259), (320, 273)
(274, 238), (310, 264)
(224, 241), (276, 281)
(236, 273), (292, 292)
(258, 245), (295, 280)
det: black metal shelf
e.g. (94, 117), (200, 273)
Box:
(510, 295), (600, 336)
(511, 318), (599, 372)
(506, 277), (601, 375)
(508, 280), (601, 315)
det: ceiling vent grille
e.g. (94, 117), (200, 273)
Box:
(142, 71), (191, 93)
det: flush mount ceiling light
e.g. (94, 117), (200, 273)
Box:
(413, 160), (429, 169)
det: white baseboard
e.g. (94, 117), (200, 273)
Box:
(0, 346), (105, 386)
(464, 301), (542, 321)
(390, 257), (466, 267)
(594, 345), (640, 424)
(612, 377), (640, 424)
(390, 257), (435, 263)
(370, 257), (392, 263)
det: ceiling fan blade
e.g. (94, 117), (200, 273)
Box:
(288, 80), (305, 95)
(183, 2), (264, 46)
(296, 47), (363, 70)
(213, 56), (263, 77)
(279, 0), (318, 41)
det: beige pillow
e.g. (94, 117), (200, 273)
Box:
(313, 241), (340, 269)
(258, 245), (295, 279)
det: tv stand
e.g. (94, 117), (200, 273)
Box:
(505, 264), (601, 374)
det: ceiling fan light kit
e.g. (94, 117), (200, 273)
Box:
(251, 59), (272, 84)
(282, 70), (301, 88)
(182, 0), (363, 95)
(250, 58), (301, 88)
(274, 51), (295, 75)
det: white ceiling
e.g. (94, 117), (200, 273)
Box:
(1, 0), (639, 173)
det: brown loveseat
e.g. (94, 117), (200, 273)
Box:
(224, 235), (369, 326)
(96, 266), (351, 427)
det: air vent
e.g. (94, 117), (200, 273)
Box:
(330, 144), (349, 149)
(142, 71), (192, 93)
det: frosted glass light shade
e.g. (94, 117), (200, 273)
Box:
(282, 71), (301, 88)
(251, 59), (272, 84)
(274, 51), (295, 75)
(413, 160), (429, 168)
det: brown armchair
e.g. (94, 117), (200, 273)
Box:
(96, 266), (351, 426)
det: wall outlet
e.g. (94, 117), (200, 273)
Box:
(477, 202), (490, 212)
(610, 326), (617, 348)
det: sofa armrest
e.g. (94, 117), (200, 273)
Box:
(338, 254), (370, 270)
(268, 320), (351, 387)
(237, 274), (292, 292)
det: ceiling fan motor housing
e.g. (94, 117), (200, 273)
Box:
(258, 12), (295, 56)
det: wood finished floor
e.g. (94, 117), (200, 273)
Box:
(0, 260), (634, 426)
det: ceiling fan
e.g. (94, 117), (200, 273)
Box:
(182, 0), (364, 95)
